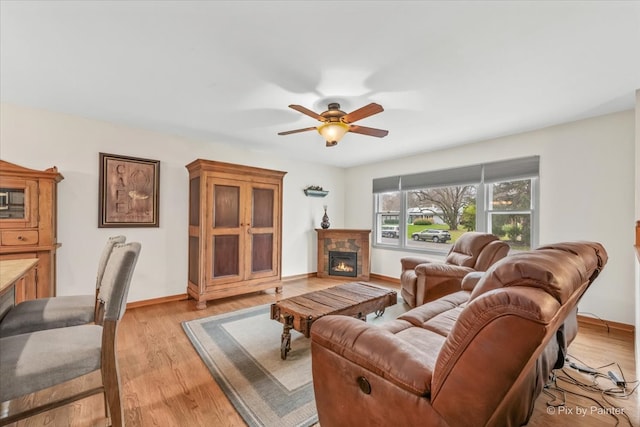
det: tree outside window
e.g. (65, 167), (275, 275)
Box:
(409, 186), (476, 231)
(488, 179), (533, 250)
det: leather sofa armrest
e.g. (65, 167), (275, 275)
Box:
(415, 263), (473, 278)
(413, 263), (474, 306)
(311, 315), (438, 396)
(400, 256), (439, 271)
(461, 271), (485, 291)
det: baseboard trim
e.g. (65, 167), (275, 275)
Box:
(369, 273), (400, 284)
(281, 272), (317, 282)
(127, 294), (188, 309)
(577, 314), (635, 334)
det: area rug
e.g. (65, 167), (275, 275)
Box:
(182, 295), (408, 427)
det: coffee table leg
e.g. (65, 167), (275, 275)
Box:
(375, 308), (385, 317)
(280, 314), (292, 360)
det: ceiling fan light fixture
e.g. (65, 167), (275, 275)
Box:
(279, 102), (387, 147)
(317, 121), (349, 146)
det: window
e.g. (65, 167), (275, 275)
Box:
(406, 185), (477, 249)
(488, 179), (534, 251)
(373, 156), (539, 253)
(375, 191), (401, 246)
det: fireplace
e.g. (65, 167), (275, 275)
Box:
(316, 229), (370, 280)
(329, 251), (357, 277)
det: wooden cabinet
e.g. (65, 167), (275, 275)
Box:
(0, 258), (39, 319)
(186, 159), (286, 309)
(0, 160), (63, 299)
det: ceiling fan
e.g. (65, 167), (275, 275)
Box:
(278, 102), (389, 147)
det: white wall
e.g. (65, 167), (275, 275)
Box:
(635, 89), (639, 372)
(345, 110), (636, 325)
(0, 103), (345, 303)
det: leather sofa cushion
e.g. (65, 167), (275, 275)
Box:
(311, 315), (446, 396)
(468, 249), (587, 305)
(445, 232), (498, 267)
(537, 241), (606, 281)
(398, 291), (469, 335)
(461, 271), (484, 291)
(474, 240), (511, 271)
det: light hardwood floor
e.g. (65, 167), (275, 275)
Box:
(3, 277), (638, 426)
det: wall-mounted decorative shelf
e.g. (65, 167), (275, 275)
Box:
(304, 189), (329, 198)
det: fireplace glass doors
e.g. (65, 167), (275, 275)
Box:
(328, 251), (357, 277)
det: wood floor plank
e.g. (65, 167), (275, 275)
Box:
(3, 277), (637, 426)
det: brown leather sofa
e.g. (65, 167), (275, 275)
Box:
(311, 241), (607, 427)
(400, 232), (510, 307)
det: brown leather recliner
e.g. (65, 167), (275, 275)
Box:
(400, 232), (510, 307)
(311, 241), (607, 427)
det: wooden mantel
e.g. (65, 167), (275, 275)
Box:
(316, 229), (371, 281)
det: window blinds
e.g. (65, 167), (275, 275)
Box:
(372, 156), (539, 193)
(401, 164), (483, 191)
(372, 176), (401, 193)
(482, 156), (540, 183)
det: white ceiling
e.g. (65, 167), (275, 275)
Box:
(1, 1), (639, 168)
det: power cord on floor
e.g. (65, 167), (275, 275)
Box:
(542, 354), (638, 427)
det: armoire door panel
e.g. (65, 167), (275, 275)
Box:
(213, 184), (240, 228)
(188, 236), (200, 285)
(189, 177), (200, 227)
(212, 235), (240, 278)
(252, 188), (274, 228)
(251, 233), (274, 273)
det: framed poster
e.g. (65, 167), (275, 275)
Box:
(99, 153), (160, 227)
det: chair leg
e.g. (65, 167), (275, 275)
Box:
(103, 391), (110, 421)
(101, 321), (124, 427)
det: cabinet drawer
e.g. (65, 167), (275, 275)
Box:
(1, 230), (39, 246)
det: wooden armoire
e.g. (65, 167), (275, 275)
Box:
(0, 160), (63, 302)
(186, 159), (286, 309)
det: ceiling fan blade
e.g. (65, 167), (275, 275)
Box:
(278, 127), (317, 136)
(288, 105), (326, 122)
(341, 103), (384, 123)
(349, 125), (389, 138)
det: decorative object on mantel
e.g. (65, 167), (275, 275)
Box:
(321, 205), (330, 229)
(303, 185), (328, 197)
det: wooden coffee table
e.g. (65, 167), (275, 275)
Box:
(270, 282), (397, 359)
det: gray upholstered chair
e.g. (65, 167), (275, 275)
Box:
(0, 235), (126, 338)
(0, 241), (141, 426)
